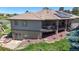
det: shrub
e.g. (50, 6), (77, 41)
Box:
(2, 25), (8, 29)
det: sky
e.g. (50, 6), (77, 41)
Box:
(0, 7), (73, 14)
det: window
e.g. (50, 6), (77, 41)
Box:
(14, 33), (21, 39)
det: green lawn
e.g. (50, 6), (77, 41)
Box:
(0, 16), (8, 19)
(21, 39), (71, 51)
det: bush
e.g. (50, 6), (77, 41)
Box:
(2, 25), (8, 29)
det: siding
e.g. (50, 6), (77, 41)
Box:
(11, 20), (42, 31)
(12, 30), (42, 39)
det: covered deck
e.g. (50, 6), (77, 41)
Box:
(41, 19), (71, 38)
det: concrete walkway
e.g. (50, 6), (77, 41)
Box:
(0, 35), (22, 50)
(2, 40), (22, 49)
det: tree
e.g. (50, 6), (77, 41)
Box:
(13, 13), (17, 16)
(64, 10), (71, 13)
(43, 7), (49, 10)
(59, 7), (64, 11)
(25, 10), (29, 13)
(72, 7), (79, 15)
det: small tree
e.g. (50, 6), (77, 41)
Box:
(13, 13), (17, 16)
(72, 7), (79, 15)
(64, 10), (71, 13)
(25, 10), (29, 13)
(59, 7), (64, 11)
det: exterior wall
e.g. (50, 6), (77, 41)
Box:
(11, 20), (42, 31)
(72, 19), (79, 23)
(11, 19), (71, 40)
(71, 19), (79, 29)
(12, 30), (42, 39)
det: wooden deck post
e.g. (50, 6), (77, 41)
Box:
(65, 20), (67, 35)
(56, 20), (59, 39)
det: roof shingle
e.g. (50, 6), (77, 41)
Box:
(8, 8), (79, 20)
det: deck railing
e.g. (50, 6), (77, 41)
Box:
(42, 25), (65, 30)
(42, 26), (55, 29)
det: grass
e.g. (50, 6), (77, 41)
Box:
(0, 16), (8, 19)
(21, 39), (71, 51)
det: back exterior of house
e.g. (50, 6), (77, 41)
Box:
(8, 7), (79, 40)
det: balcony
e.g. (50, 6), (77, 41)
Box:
(41, 25), (65, 32)
(42, 25), (56, 30)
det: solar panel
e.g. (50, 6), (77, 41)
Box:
(56, 11), (72, 18)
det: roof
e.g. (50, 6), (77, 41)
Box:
(8, 8), (79, 20)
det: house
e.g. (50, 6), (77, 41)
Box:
(8, 7), (79, 40)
